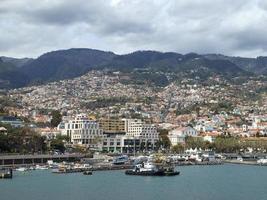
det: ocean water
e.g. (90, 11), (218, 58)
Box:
(1, 164), (267, 200)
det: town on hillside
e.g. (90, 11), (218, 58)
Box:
(1, 70), (267, 156)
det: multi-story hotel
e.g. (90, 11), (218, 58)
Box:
(58, 115), (159, 152)
(58, 114), (103, 150)
(102, 118), (159, 153)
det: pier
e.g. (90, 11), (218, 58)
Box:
(0, 154), (85, 167)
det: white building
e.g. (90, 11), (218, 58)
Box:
(102, 119), (159, 153)
(58, 114), (103, 150)
(168, 126), (198, 146)
(123, 118), (159, 143)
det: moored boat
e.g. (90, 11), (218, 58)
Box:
(83, 171), (93, 175)
(16, 167), (29, 172)
(125, 161), (180, 176)
(112, 155), (129, 165)
(0, 168), (12, 179)
(52, 163), (92, 174)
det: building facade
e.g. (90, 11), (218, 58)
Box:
(102, 118), (159, 153)
(99, 118), (126, 134)
(168, 126), (198, 146)
(0, 116), (24, 128)
(58, 114), (103, 150)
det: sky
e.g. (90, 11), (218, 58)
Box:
(0, 0), (267, 58)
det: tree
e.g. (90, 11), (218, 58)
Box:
(158, 129), (171, 150)
(0, 125), (46, 154)
(51, 110), (62, 127)
(172, 144), (184, 153)
(213, 136), (240, 153)
(185, 136), (205, 150)
(50, 138), (65, 153)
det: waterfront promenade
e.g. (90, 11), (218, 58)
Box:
(0, 154), (84, 167)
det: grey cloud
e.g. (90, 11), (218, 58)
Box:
(0, 0), (267, 58)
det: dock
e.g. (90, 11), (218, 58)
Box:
(224, 160), (266, 166)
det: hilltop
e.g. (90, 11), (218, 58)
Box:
(0, 48), (267, 89)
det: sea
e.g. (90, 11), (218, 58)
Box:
(1, 164), (266, 200)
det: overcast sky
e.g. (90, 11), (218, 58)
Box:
(0, 0), (267, 58)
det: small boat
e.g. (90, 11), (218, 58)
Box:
(52, 163), (92, 174)
(257, 158), (267, 165)
(16, 167), (29, 172)
(0, 168), (12, 179)
(113, 155), (129, 165)
(35, 165), (49, 170)
(83, 171), (93, 175)
(164, 168), (180, 176)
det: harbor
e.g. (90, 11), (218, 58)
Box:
(2, 151), (267, 177)
(1, 164), (267, 200)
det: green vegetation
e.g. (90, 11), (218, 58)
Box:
(49, 137), (65, 153)
(128, 72), (169, 87)
(171, 144), (184, 153)
(157, 129), (171, 149)
(83, 97), (131, 110)
(50, 110), (62, 127)
(182, 136), (267, 153)
(0, 123), (46, 154)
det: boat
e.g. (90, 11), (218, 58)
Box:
(257, 158), (267, 165)
(52, 163), (92, 174)
(125, 161), (180, 176)
(112, 155), (129, 165)
(16, 167), (29, 172)
(83, 171), (93, 175)
(0, 168), (12, 179)
(35, 165), (49, 170)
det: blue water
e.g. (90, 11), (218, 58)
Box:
(1, 164), (267, 200)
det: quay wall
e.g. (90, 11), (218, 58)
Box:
(0, 154), (84, 167)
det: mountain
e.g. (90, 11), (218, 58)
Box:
(203, 54), (267, 75)
(0, 58), (29, 88)
(102, 51), (248, 77)
(19, 48), (115, 84)
(0, 48), (267, 89)
(0, 56), (33, 68)
(99, 51), (183, 71)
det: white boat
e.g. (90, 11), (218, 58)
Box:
(112, 155), (129, 165)
(257, 158), (267, 164)
(237, 157), (243, 162)
(35, 165), (49, 170)
(16, 167), (29, 172)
